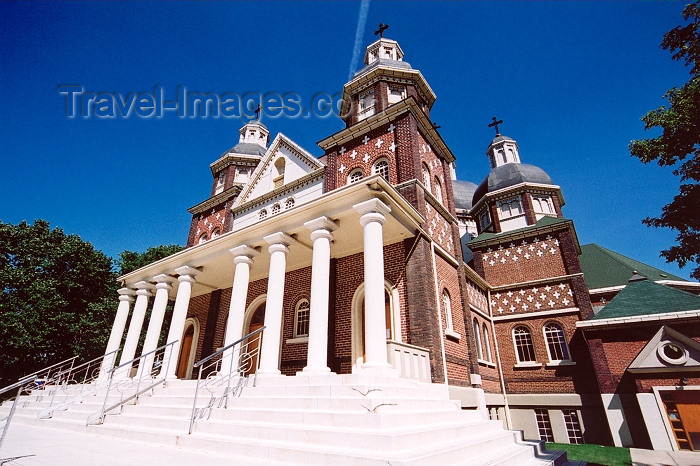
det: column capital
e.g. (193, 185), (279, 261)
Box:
(229, 245), (259, 262)
(133, 281), (155, 296)
(174, 265), (200, 278)
(304, 216), (338, 233)
(264, 232), (295, 247)
(153, 274), (175, 290)
(353, 198), (391, 217)
(117, 287), (136, 303)
(359, 211), (386, 227)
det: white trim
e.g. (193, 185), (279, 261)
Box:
(577, 309), (700, 328)
(514, 362), (542, 369)
(490, 274), (584, 291)
(588, 285), (626, 295)
(657, 280), (700, 288)
(473, 318), (482, 359)
(546, 360), (576, 368)
(469, 304), (490, 320)
(494, 307), (579, 322)
(285, 336), (309, 345)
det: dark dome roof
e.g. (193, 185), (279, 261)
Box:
(452, 180), (478, 211)
(472, 163), (554, 206)
(231, 142), (266, 156)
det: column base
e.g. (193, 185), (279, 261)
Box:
(298, 366), (334, 376)
(255, 369), (284, 378)
(357, 363), (399, 378)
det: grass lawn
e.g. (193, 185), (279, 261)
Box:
(546, 442), (632, 465)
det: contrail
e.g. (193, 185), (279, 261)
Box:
(348, 0), (370, 81)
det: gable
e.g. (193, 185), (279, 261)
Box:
(234, 133), (324, 207)
(628, 326), (700, 373)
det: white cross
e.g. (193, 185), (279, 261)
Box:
(524, 253), (531, 259)
(550, 248), (557, 254)
(208, 223), (213, 230)
(203, 219), (208, 226)
(350, 150), (357, 159)
(537, 250), (543, 257)
(516, 248), (522, 254)
(522, 304), (529, 311)
(503, 298), (509, 305)
(494, 293), (501, 300)
(388, 123), (395, 132)
(512, 256), (518, 262)
(545, 285), (552, 292)
(339, 146), (346, 156)
(527, 295), (534, 302)
(362, 135), (370, 145)
(363, 153), (370, 163)
(548, 300), (556, 308)
(339, 164), (346, 173)
(494, 252), (500, 258)
(389, 142), (396, 152)
(211, 208), (215, 215)
(510, 305), (516, 312)
(215, 213), (221, 221)
(421, 144), (426, 153)
(500, 257), (507, 264)
(375, 139), (384, 148)
(505, 250), (511, 256)
(507, 291), (513, 297)
(535, 302), (542, 309)
(489, 260), (495, 266)
(540, 293), (547, 300)
(553, 291), (561, 299)
(498, 307), (504, 314)
(515, 297), (521, 304)
(562, 298), (570, 306)
(196, 227), (200, 235)
(199, 214), (203, 221)
(519, 290), (526, 295)
(509, 242), (515, 248)
(559, 283), (566, 290)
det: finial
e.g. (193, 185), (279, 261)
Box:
(374, 23), (389, 38)
(431, 121), (441, 130)
(488, 116), (503, 136)
(254, 104), (262, 121)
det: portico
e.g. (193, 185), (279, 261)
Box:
(104, 176), (423, 381)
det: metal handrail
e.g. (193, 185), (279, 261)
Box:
(189, 326), (265, 434)
(37, 350), (120, 419)
(20, 356), (78, 379)
(86, 340), (178, 426)
(0, 376), (37, 451)
(194, 326), (265, 368)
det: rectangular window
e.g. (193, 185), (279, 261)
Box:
(357, 89), (375, 121)
(563, 410), (583, 444)
(479, 209), (491, 230)
(535, 409), (555, 442)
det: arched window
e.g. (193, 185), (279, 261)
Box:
(422, 162), (431, 191)
(483, 323), (492, 363)
(442, 290), (453, 330)
(372, 158), (390, 180)
(198, 233), (208, 245)
(273, 158), (286, 188)
(513, 326), (536, 363)
(211, 228), (220, 239)
(434, 177), (443, 204)
(294, 299), (310, 337)
(285, 197), (295, 209)
(348, 168), (364, 183)
(543, 323), (570, 361)
(473, 318), (483, 360)
(271, 203), (281, 215)
(259, 209), (268, 220)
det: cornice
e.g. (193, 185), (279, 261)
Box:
(468, 218), (581, 254)
(209, 152), (262, 175)
(187, 185), (242, 215)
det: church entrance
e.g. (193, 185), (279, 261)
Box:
(176, 321), (196, 379)
(244, 302), (265, 376)
(661, 389), (700, 451)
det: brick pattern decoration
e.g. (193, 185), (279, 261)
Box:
(425, 203), (455, 254)
(491, 280), (577, 316)
(331, 123), (398, 188)
(186, 199), (233, 247)
(466, 278), (488, 313)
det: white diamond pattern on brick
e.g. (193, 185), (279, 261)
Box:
(494, 281), (576, 315)
(486, 236), (560, 266)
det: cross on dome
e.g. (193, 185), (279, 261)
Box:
(374, 23), (389, 38)
(488, 116), (503, 136)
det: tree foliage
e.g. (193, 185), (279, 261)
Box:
(117, 244), (185, 276)
(630, 1), (700, 280)
(0, 220), (117, 384)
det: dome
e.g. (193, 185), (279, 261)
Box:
(231, 142), (267, 157)
(472, 163), (554, 206)
(452, 180), (478, 211)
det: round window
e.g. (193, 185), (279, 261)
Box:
(657, 341), (688, 365)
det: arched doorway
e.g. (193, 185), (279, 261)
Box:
(351, 282), (400, 372)
(243, 301), (266, 376)
(176, 318), (199, 379)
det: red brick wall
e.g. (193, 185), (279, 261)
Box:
(186, 198), (234, 247)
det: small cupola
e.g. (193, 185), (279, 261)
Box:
(238, 121), (270, 148)
(485, 117), (520, 168)
(364, 38), (405, 65)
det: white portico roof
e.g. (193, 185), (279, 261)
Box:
(118, 175), (424, 299)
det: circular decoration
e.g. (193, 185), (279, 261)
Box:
(657, 341), (688, 365)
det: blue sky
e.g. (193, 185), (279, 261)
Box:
(1, 1), (695, 280)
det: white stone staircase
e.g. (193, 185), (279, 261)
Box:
(1, 374), (571, 465)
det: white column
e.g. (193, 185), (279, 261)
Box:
(138, 274), (175, 377)
(117, 281), (155, 378)
(302, 217), (337, 375)
(161, 266), (199, 380)
(220, 245), (258, 376)
(257, 232), (295, 376)
(98, 288), (135, 379)
(353, 199), (393, 371)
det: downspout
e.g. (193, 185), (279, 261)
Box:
(489, 287), (513, 429)
(430, 240), (450, 385)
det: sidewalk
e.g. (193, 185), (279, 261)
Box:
(630, 447), (700, 466)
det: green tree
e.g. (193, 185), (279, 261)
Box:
(0, 220), (117, 385)
(630, 1), (700, 280)
(117, 244), (185, 276)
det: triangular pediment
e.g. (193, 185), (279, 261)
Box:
(628, 326), (700, 373)
(233, 133), (324, 207)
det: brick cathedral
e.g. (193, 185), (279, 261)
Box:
(106, 35), (700, 453)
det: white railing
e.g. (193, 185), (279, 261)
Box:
(387, 340), (431, 382)
(86, 341), (177, 426)
(189, 326), (265, 434)
(0, 376), (38, 450)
